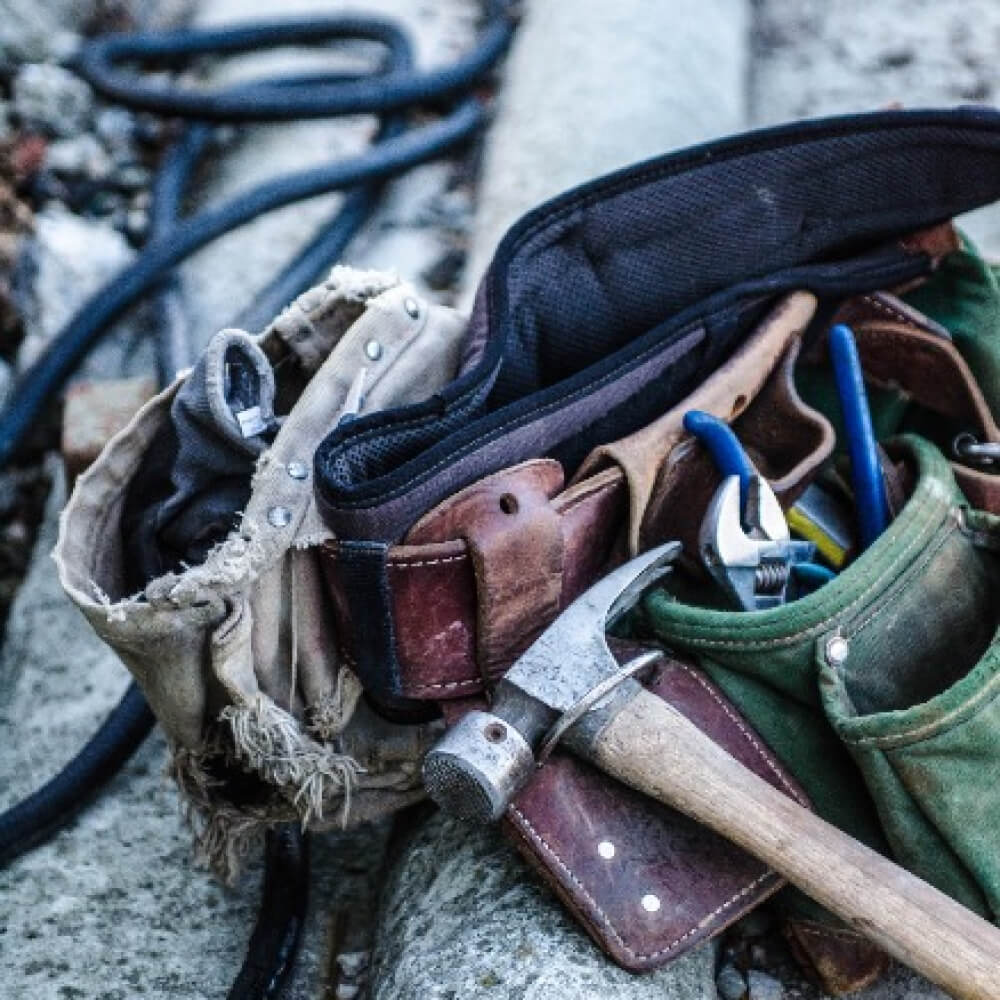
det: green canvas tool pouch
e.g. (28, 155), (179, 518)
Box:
(643, 434), (1000, 972)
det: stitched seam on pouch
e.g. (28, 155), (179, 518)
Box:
(411, 677), (481, 694)
(671, 499), (949, 650)
(843, 523), (953, 642)
(676, 663), (804, 802)
(389, 553), (468, 570)
(861, 294), (914, 326)
(851, 670), (1000, 748)
(508, 805), (777, 961)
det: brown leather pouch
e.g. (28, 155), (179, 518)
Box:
(574, 291), (828, 555)
(503, 642), (808, 971)
(380, 475), (811, 971)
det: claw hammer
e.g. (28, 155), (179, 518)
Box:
(424, 544), (1000, 999)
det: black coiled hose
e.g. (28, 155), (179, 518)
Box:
(0, 5), (514, 997)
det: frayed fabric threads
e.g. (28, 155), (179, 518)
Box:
(170, 746), (266, 884)
(220, 695), (363, 825)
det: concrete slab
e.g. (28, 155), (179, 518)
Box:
(750, 0), (1000, 255)
(461, 0), (751, 303)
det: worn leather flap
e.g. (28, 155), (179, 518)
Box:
(821, 291), (1000, 435)
(321, 464), (628, 701)
(503, 642), (809, 971)
(407, 461), (565, 677)
(575, 291), (822, 555)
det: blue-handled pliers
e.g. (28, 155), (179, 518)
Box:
(828, 324), (891, 551)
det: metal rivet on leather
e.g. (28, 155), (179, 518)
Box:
(267, 506), (292, 528)
(286, 460), (309, 480)
(641, 894), (661, 913)
(364, 339), (383, 361)
(597, 841), (615, 860)
(825, 635), (849, 666)
(403, 296), (420, 319)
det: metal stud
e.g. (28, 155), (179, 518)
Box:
(267, 506), (292, 528)
(364, 339), (383, 361)
(825, 635), (850, 666)
(403, 296), (420, 319)
(286, 460), (309, 480)
(641, 894), (661, 913)
(597, 841), (615, 860)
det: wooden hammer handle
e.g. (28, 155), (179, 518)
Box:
(590, 688), (1000, 999)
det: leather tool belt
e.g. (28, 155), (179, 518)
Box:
(315, 108), (1000, 714)
(315, 109), (1000, 983)
(56, 108), (1000, 988)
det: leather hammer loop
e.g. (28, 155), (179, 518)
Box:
(0, 5), (516, 998)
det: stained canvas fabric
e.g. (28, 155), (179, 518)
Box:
(55, 266), (466, 879)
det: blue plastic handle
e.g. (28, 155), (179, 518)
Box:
(828, 323), (891, 550)
(683, 410), (755, 514)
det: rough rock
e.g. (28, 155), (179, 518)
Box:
(0, 0), (81, 66)
(60, 375), (157, 483)
(747, 969), (784, 1000)
(12, 63), (94, 138)
(13, 203), (156, 379)
(45, 133), (113, 181)
(371, 810), (717, 1000)
(461, 0), (750, 303)
(717, 962), (749, 1000)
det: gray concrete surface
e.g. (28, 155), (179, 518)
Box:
(371, 811), (716, 1000)
(750, 0), (1000, 256)
(461, 0), (751, 304)
(5, 0), (1000, 998)
(0, 464), (397, 1000)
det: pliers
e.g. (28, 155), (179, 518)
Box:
(828, 323), (890, 552)
(684, 410), (818, 610)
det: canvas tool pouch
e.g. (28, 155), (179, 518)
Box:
(642, 435), (1000, 988)
(55, 266), (466, 879)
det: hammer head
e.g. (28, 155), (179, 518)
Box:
(423, 542), (679, 822)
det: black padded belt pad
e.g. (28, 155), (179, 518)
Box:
(315, 108), (1000, 544)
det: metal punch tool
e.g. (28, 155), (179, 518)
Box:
(684, 410), (816, 610)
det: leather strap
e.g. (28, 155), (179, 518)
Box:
(322, 287), (1000, 706)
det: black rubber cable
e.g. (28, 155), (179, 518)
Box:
(0, 98), (486, 467)
(227, 825), (311, 1000)
(70, 7), (514, 121)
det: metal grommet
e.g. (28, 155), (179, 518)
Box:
(641, 894), (661, 913)
(597, 841), (615, 860)
(825, 635), (849, 666)
(364, 339), (383, 361)
(286, 460), (309, 480)
(403, 296), (420, 319)
(267, 506), (292, 528)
